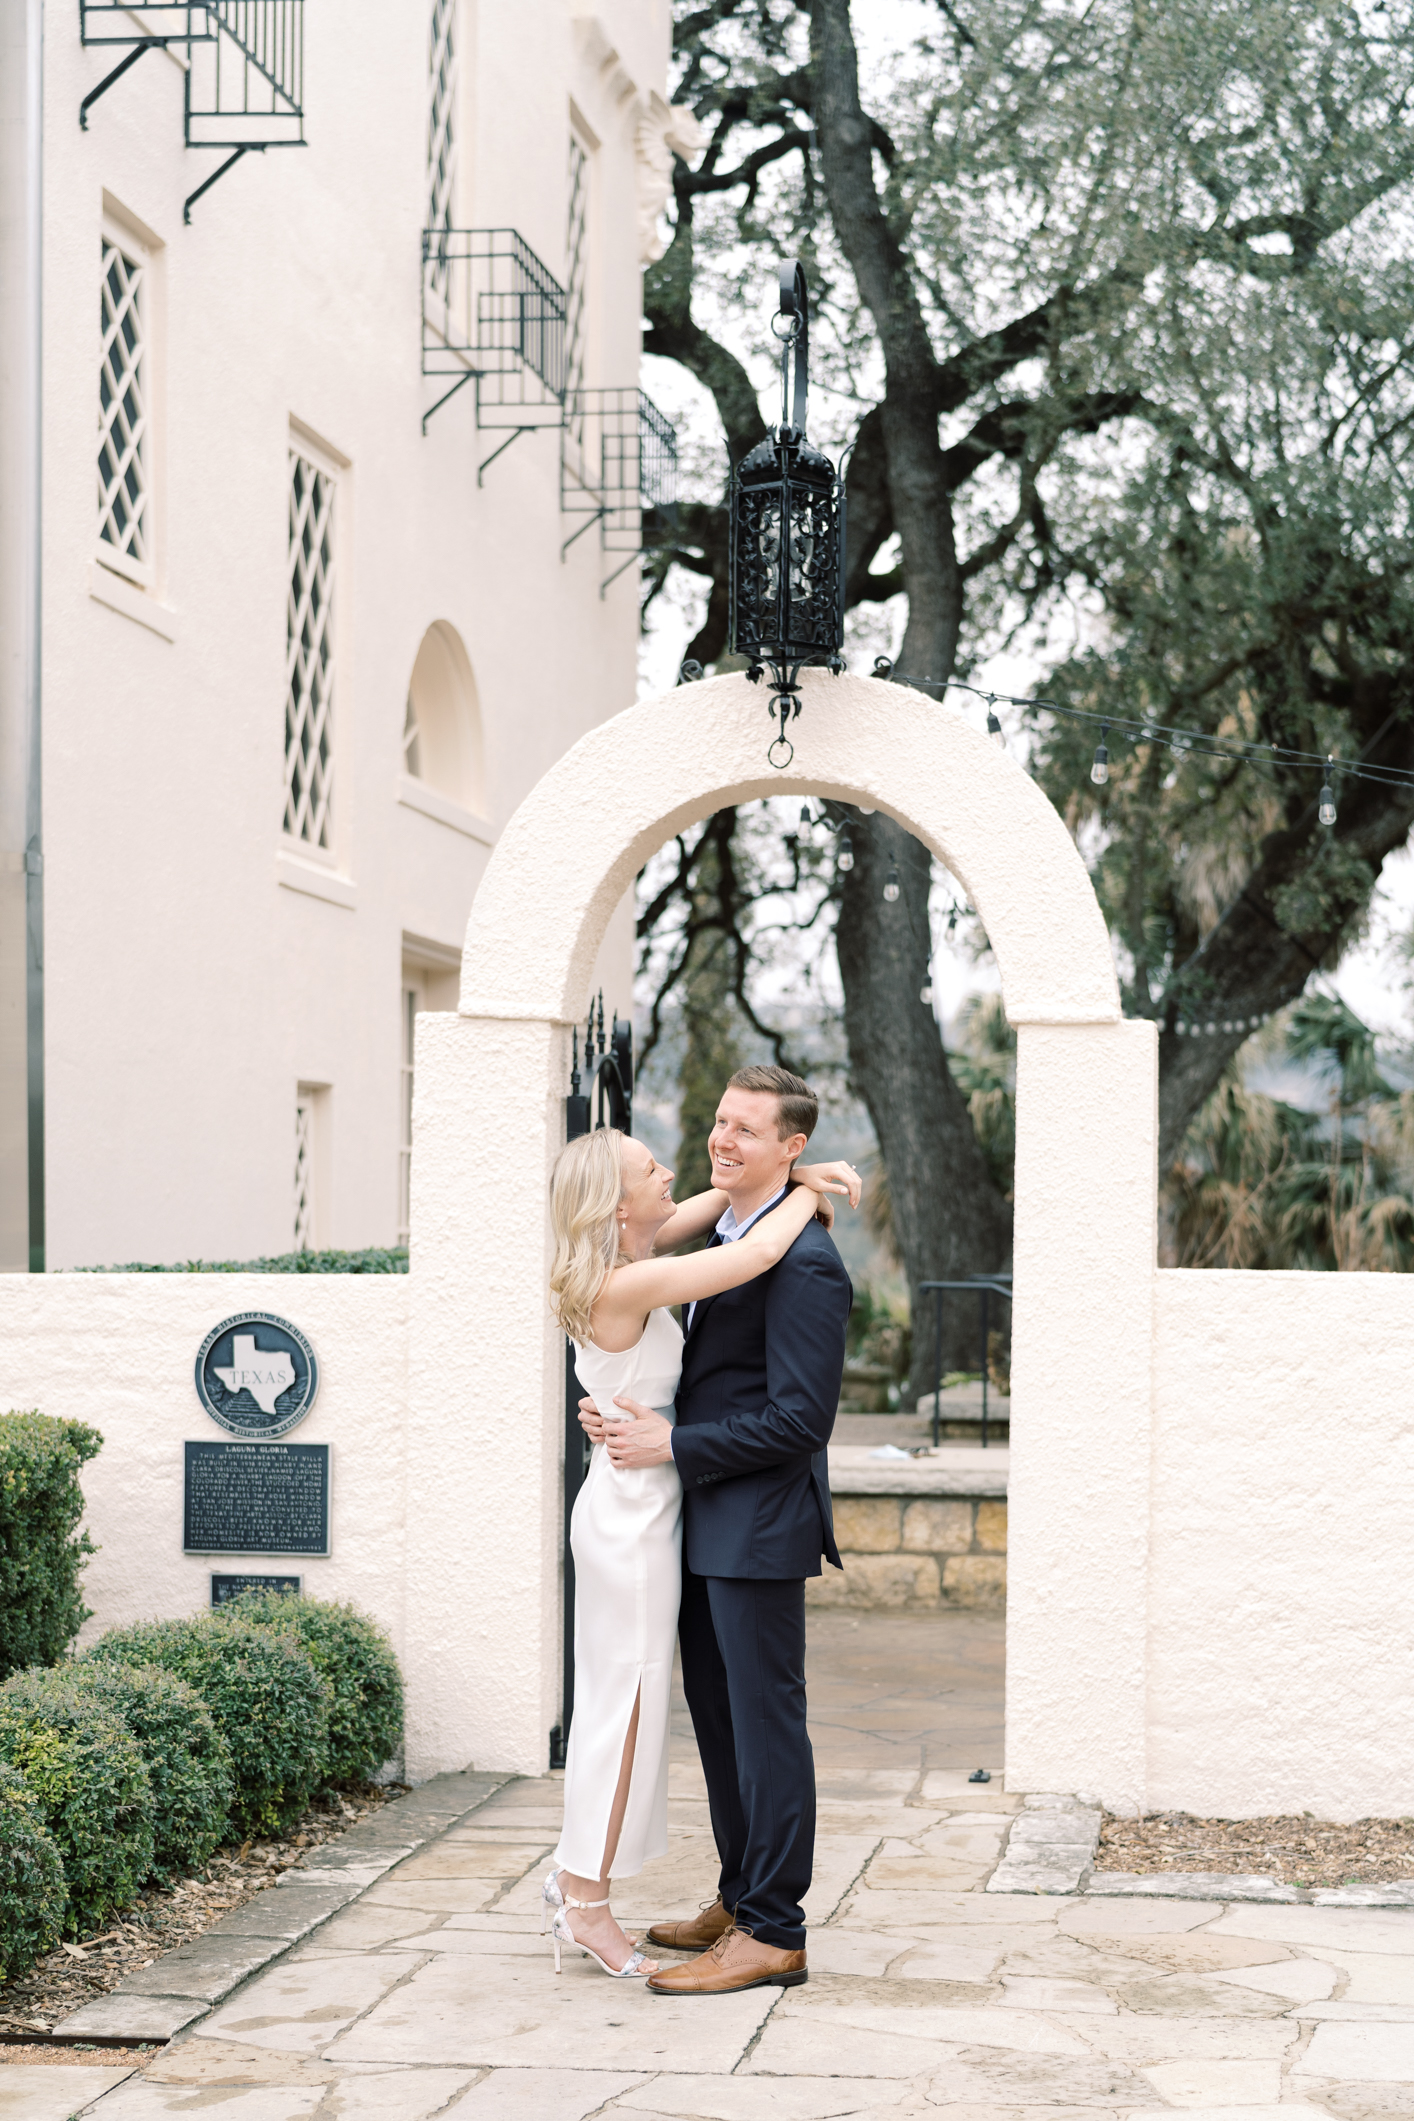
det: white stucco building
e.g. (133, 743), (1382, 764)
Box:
(0, 0), (695, 1271)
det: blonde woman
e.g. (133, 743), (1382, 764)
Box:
(544, 1126), (859, 1981)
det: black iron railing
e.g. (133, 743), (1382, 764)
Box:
(421, 229), (568, 455)
(78, 2), (304, 217)
(560, 386), (679, 591)
(919, 1275), (1013, 1449)
(550, 994), (632, 1774)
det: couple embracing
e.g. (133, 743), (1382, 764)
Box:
(544, 1064), (859, 1993)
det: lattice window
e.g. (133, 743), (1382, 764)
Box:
(566, 134), (589, 425)
(294, 1093), (314, 1250)
(426, 0), (457, 298)
(98, 236), (150, 580)
(284, 449), (335, 848)
(398, 987), (417, 1244)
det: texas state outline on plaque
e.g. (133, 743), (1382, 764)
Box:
(213, 1334), (296, 1416)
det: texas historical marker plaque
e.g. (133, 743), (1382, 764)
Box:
(183, 1441), (330, 1555)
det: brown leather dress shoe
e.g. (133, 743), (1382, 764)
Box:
(646, 1896), (734, 1951)
(646, 1924), (807, 1995)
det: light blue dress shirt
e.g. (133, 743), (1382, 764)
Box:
(686, 1185), (787, 1332)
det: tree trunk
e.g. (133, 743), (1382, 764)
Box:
(834, 815), (1013, 1396)
(812, 0), (1011, 1394)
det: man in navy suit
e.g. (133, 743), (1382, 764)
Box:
(600, 1065), (853, 1995)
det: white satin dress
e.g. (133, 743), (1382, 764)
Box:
(554, 1306), (683, 1881)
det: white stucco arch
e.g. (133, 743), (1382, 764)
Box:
(404, 670), (1159, 1803)
(457, 670), (1120, 1026)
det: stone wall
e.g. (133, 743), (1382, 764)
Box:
(808, 1492), (1007, 1610)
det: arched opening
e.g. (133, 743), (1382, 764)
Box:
(402, 620), (485, 814)
(404, 670), (1156, 1802)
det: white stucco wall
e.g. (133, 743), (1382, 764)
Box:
(1149, 1269), (1414, 1819)
(0, 1275), (408, 1659)
(16, 0), (670, 1271)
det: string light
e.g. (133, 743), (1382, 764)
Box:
(799, 802), (814, 827)
(920, 979), (934, 1004)
(837, 830), (854, 873)
(1091, 725), (1109, 786)
(1319, 760), (1337, 827)
(880, 668), (1413, 805)
(883, 861), (901, 903)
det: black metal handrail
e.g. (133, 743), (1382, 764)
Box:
(78, 1), (304, 215)
(918, 1275), (1013, 1449)
(421, 229), (567, 389)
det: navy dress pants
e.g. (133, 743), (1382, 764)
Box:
(677, 1564), (814, 1952)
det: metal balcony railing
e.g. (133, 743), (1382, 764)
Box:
(561, 388), (679, 592)
(421, 229), (569, 466)
(78, 2), (304, 218)
(186, 1), (304, 149)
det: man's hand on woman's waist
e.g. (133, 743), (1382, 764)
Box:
(579, 1392), (677, 1469)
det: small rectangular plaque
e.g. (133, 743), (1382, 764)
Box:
(184, 1441), (330, 1556)
(210, 1572), (302, 1607)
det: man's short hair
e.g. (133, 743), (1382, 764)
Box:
(726, 1064), (818, 1145)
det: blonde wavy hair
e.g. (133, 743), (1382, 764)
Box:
(549, 1126), (625, 1343)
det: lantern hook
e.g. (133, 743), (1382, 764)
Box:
(773, 260), (810, 435)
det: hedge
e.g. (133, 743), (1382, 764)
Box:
(0, 1762), (66, 1980)
(219, 1592), (402, 1784)
(73, 1662), (234, 1882)
(0, 1669), (153, 1933)
(74, 1247), (407, 1274)
(0, 1413), (102, 1680)
(85, 1614), (331, 1836)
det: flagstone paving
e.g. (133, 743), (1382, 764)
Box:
(9, 1610), (1414, 2118)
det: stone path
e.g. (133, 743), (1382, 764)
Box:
(6, 1610), (1414, 2119)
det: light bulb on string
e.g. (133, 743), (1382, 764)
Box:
(1319, 760), (1337, 827)
(883, 862), (901, 903)
(920, 980), (934, 1006)
(799, 802), (814, 828)
(1091, 724), (1109, 786)
(986, 700), (1005, 747)
(837, 831), (854, 873)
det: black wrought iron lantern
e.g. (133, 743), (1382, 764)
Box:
(729, 262), (846, 767)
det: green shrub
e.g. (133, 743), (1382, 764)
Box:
(0, 1412), (102, 1679)
(74, 1247), (407, 1273)
(221, 1592), (403, 1784)
(0, 1762), (66, 1979)
(86, 1615), (331, 1837)
(0, 1668), (153, 1932)
(73, 1662), (234, 1881)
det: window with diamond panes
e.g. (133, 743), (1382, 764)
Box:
(426, 0), (457, 299)
(566, 134), (588, 435)
(294, 1093), (315, 1250)
(98, 236), (150, 582)
(285, 450), (336, 849)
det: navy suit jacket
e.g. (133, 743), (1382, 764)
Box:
(671, 1211), (852, 1580)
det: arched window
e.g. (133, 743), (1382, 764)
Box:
(402, 621), (484, 814)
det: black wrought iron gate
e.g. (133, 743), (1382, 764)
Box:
(549, 993), (632, 1770)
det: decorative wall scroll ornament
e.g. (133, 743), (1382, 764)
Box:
(633, 93), (708, 263)
(194, 1312), (319, 1438)
(729, 262), (846, 768)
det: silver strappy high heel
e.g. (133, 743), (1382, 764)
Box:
(550, 1890), (651, 1978)
(540, 1866), (565, 1933)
